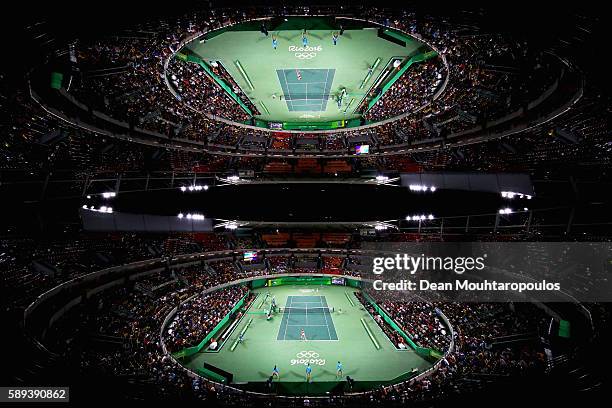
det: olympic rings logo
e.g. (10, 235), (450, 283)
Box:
(296, 351), (319, 359)
(295, 52), (317, 59)
(291, 351), (325, 366)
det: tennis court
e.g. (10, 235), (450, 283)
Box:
(277, 295), (338, 340)
(182, 285), (433, 394)
(276, 69), (335, 112)
(185, 17), (426, 122)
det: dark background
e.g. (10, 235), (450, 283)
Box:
(102, 185), (507, 220)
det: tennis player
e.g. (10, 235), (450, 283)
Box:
(306, 363), (312, 382)
(336, 361), (343, 377)
(300, 328), (307, 341)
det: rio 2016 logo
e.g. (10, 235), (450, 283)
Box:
(289, 45), (322, 59)
(291, 350), (326, 366)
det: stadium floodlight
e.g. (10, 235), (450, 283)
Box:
(100, 206), (107, 212)
(228, 175), (240, 182)
(86, 195), (91, 199)
(376, 175), (388, 182)
(409, 184), (436, 192)
(226, 221), (239, 230)
(102, 192), (116, 199)
(502, 191), (532, 200)
(499, 208), (513, 215)
(106, 207), (113, 213)
(82, 205), (87, 209)
(90, 205), (95, 209)
(177, 213), (184, 219)
(182, 184), (208, 192)
(186, 213), (192, 219)
(523, 207), (529, 211)
(374, 225), (387, 230)
(406, 214), (432, 221)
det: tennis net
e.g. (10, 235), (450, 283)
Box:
(278, 306), (334, 314)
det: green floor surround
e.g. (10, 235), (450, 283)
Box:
(180, 285), (432, 395)
(184, 18), (424, 123)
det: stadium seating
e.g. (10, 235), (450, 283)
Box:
(0, 3), (609, 406)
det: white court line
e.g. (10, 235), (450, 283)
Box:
(322, 69), (331, 111)
(320, 296), (333, 340)
(310, 296), (330, 340)
(282, 296), (333, 339)
(286, 81), (328, 85)
(281, 70), (294, 112)
(286, 98), (326, 101)
(282, 295), (292, 340)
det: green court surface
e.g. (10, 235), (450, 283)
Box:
(181, 285), (433, 394)
(276, 69), (335, 112)
(277, 295), (338, 340)
(185, 18), (424, 123)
